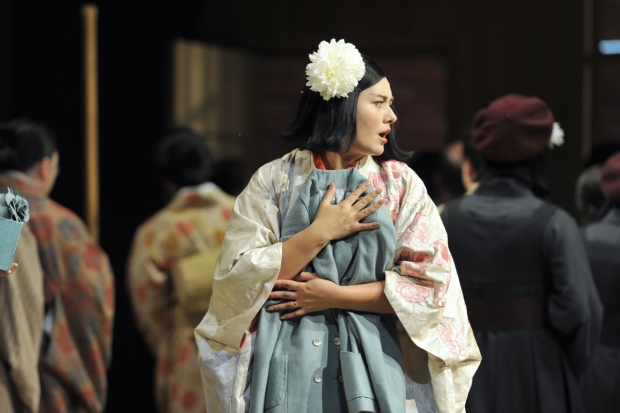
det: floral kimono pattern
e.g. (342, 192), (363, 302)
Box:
(127, 182), (235, 413)
(195, 149), (481, 413)
(0, 172), (115, 413)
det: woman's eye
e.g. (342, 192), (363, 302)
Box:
(374, 101), (383, 107)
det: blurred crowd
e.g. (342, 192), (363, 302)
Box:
(1, 92), (619, 413)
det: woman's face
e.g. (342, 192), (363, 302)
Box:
(345, 77), (397, 158)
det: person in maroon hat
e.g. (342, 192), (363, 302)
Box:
(580, 152), (620, 413)
(441, 94), (603, 413)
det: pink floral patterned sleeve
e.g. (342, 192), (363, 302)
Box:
(370, 160), (481, 413)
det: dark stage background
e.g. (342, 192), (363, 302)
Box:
(0, 1), (618, 412)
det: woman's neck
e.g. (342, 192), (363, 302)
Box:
(319, 151), (361, 170)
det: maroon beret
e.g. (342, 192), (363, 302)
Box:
(601, 152), (620, 202)
(473, 94), (555, 163)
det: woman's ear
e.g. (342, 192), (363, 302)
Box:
(37, 153), (59, 194)
(39, 157), (52, 181)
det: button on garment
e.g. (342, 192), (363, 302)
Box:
(312, 338), (322, 347)
(334, 337), (341, 346)
(314, 375), (322, 383)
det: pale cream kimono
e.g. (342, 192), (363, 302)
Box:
(195, 149), (481, 413)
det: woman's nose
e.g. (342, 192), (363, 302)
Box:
(386, 107), (397, 124)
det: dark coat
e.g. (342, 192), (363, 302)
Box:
(580, 207), (620, 412)
(441, 178), (603, 413)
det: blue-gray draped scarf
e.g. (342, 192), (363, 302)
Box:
(249, 169), (405, 413)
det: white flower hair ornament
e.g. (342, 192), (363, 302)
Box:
(306, 39), (366, 101)
(549, 122), (565, 148)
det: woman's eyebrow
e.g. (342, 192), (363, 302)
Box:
(370, 93), (395, 103)
(370, 93), (388, 100)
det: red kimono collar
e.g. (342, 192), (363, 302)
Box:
(313, 152), (359, 170)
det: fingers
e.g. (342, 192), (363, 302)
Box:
(267, 300), (299, 312)
(356, 222), (381, 232)
(320, 183), (337, 206)
(343, 182), (371, 206)
(354, 196), (385, 221)
(353, 187), (383, 212)
(3, 263), (18, 276)
(295, 272), (318, 281)
(273, 280), (299, 290)
(269, 290), (297, 300)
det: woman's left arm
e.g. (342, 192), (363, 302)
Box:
(267, 272), (394, 319)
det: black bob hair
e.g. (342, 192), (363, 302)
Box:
(153, 129), (213, 188)
(0, 118), (58, 173)
(278, 55), (412, 163)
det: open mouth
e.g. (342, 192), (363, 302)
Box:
(379, 129), (391, 143)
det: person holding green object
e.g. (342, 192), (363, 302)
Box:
(0, 119), (115, 413)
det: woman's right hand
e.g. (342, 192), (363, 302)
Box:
(278, 182), (384, 280)
(312, 182), (384, 242)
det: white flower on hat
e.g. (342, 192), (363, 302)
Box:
(306, 39), (365, 101)
(549, 122), (565, 148)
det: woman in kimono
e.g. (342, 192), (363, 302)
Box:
(580, 152), (620, 412)
(0, 119), (115, 413)
(127, 131), (235, 413)
(441, 94), (603, 413)
(195, 39), (480, 413)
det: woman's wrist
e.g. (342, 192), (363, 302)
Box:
(331, 282), (394, 314)
(330, 284), (346, 310)
(304, 222), (331, 249)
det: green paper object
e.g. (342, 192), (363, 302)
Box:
(0, 217), (23, 272)
(0, 188), (30, 272)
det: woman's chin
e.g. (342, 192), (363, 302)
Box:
(372, 146), (386, 156)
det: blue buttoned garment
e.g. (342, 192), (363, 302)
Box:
(249, 168), (406, 413)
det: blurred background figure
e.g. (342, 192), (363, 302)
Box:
(0, 224), (44, 413)
(0, 119), (115, 413)
(211, 158), (249, 197)
(460, 137), (482, 196)
(441, 140), (468, 198)
(441, 95), (603, 413)
(408, 145), (465, 206)
(407, 151), (444, 204)
(436, 136), (482, 213)
(127, 130), (235, 413)
(580, 152), (620, 412)
(575, 141), (620, 225)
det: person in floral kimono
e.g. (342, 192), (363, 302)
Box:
(127, 131), (235, 413)
(0, 118), (115, 413)
(195, 39), (480, 413)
